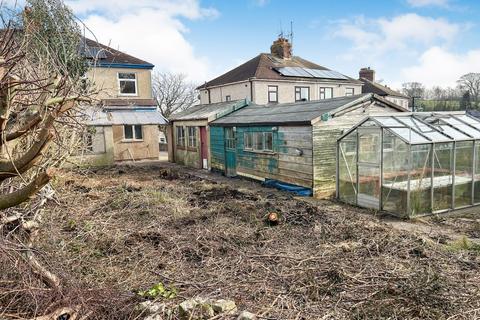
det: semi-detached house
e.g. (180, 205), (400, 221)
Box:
(197, 37), (363, 105)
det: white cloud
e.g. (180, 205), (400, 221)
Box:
(333, 13), (461, 54)
(67, 0), (217, 83)
(401, 47), (480, 87)
(406, 0), (449, 7)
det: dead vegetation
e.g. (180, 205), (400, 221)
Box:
(2, 164), (480, 319)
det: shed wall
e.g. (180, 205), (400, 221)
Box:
(312, 102), (403, 198)
(172, 120), (208, 169)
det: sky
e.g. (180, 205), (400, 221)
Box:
(22, 0), (480, 89)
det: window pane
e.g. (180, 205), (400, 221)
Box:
(134, 125), (143, 140)
(475, 143), (480, 204)
(433, 142), (453, 211)
(358, 129), (381, 164)
(325, 88), (333, 99)
(301, 87), (309, 100)
(269, 91), (277, 102)
(118, 73), (135, 79)
(254, 132), (263, 150)
(120, 80), (136, 94)
(244, 132), (252, 149)
(455, 141), (473, 208)
(339, 130), (357, 205)
(409, 144), (433, 216)
(264, 132), (273, 151)
(124, 125), (133, 139)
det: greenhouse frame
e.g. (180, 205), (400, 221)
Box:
(336, 112), (480, 217)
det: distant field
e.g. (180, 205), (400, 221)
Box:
(416, 100), (462, 111)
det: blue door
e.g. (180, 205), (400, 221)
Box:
(224, 127), (237, 177)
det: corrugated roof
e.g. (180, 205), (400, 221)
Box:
(211, 94), (374, 126)
(360, 78), (408, 98)
(169, 99), (249, 121)
(197, 53), (361, 89)
(85, 108), (167, 126)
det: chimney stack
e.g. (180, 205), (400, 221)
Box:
(270, 37), (292, 60)
(359, 67), (375, 82)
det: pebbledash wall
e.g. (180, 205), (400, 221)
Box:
(199, 79), (363, 105)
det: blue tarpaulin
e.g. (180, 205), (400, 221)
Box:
(262, 179), (312, 196)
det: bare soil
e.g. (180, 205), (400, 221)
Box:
(2, 163), (480, 319)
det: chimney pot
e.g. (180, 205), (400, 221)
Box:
(270, 37), (292, 60)
(359, 67), (375, 82)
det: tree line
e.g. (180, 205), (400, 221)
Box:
(401, 73), (480, 111)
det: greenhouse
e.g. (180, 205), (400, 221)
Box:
(337, 113), (480, 217)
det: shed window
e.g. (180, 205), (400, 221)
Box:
(187, 126), (197, 148)
(320, 87), (333, 99)
(345, 87), (355, 96)
(244, 132), (253, 149)
(268, 86), (278, 103)
(124, 124), (142, 140)
(295, 86), (310, 101)
(118, 73), (137, 95)
(176, 126), (185, 147)
(225, 127), (236, 149)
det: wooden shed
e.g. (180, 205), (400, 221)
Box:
(209, 93), (408, 198)
(169, 99), (249, 169)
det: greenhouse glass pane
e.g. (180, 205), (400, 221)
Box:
(409, 144), (433, 216)
(433, 143), (453, 211)
(374, 117), (402, 127)
(358, 129), (381, 164)
(475, 142), (480, 204)
(382, 130), (409, 216)
(438, 125), (470, 140)
(388, 127), (430, 144)
(455, 141), (473, 208)
(441, 118), (480, 138)
(338, 131), (357, 205)
(456, 115), (480, 125)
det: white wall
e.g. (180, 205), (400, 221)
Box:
(385, 96), (410, 110)
(199, 80), (362, 105)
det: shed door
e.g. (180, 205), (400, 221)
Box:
(200, 126), (208, 169)
(224, 127), (237, 177)
(357, 128), (381, 210)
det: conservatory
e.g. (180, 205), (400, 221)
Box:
(337, 113), (480, 217)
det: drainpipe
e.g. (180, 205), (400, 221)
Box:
(207, 88), (211, 104)
(249, 78), (254, 102)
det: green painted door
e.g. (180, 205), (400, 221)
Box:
(225, 127), (237, 177)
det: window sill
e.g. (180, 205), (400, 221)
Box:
(186, 146), (198, 152)
(118, 93), (139, 97)
(176, 145), (186, 150)
(121, 139), (143, 143)
(244, 149), (276, 155)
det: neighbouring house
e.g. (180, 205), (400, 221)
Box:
(168, 99), (249, 169)
(359, 67), (410, 110)
(337, 112), (480, 217)
(78, 38), (167, 164)
(209, 93), (408, 198)
(197, 37), (363, 105)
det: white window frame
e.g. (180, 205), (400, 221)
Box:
(264, 132), (273, 152)
(319, 87), (333, 100)
(118, 72), (138, 96)
(295, 86), (310, 101)
(123, 124), (143, 141)
(244, 132), (253, 150)
(345, 87), (355, 96)
(268, 85), (278, 103)
(187, 126), (198, 148)
(176, 126), (185, 147)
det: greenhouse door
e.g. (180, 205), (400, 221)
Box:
(357, 128), (381, 210)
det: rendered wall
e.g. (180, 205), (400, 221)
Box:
(112, 124), (159, 161)
(86, 67), (153, 100)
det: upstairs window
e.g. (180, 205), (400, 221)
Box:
(345, 87), (355, 96)
(295, 86), (310, 101)
(124, 124), (143, 140)
(176, 126), (185, 147)
(320, 87), (333, 100)
(118, 72), (137, 95)
(187, 126), (197, 148)
(268, 86), (278, 103)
